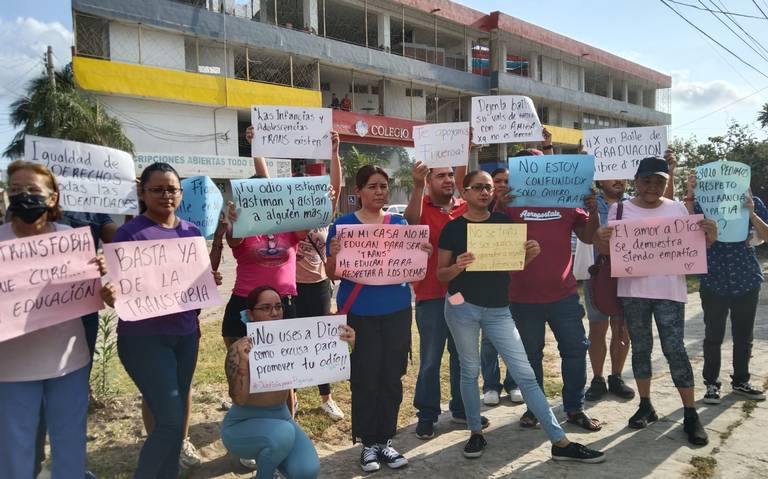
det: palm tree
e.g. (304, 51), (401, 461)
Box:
(4, 62), (133, 158)
(758, 103), (768, 129)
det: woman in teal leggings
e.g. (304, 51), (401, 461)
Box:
(221, 285), (355, 478)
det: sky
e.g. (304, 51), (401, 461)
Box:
(2, 0), (768, 160)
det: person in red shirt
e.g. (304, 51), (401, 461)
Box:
(501, 149), (603, 432)
(340, 94), (352, 112)
(405, 161), (489, 439)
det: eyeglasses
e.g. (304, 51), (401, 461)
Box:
(252, 303), (283, 314)
(144, 187), (183, 197)
(465, 184), (494, 193)
(8, 185), (51, 196)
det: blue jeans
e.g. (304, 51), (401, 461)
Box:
(510, 294), (588, 414)
(444, 299), (566, 443)
(118, 333), (199, 479)
(0, 366), (89, 479)
(222, 404), (320, 479)
(480, 333), (517, 394)
(413, 298), (464, 422)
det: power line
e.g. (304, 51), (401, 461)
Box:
(665, 0), (768, 18)
(698, 0), (768, 64)
(752, 0), (768, 19)
(712, 0), (768, 59)
(659, 0), (768, 82)
(671, 83), (768, 131)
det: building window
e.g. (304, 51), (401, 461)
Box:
(353, 84), (369, 94)
(75, 14), (110, 59)
(506, 55), (529, 77)
(320, 82), (331, 91)
(406, 88), (423, 97)
(370, 85), (380, 95)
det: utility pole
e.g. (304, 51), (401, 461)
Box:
(46, 45), (56, 88)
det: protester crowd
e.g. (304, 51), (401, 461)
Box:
(1, 121), (767, 479)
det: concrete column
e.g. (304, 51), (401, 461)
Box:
(528, 52), (538, 79)
(259, 0), (271, 23)
(377, 12), (391, 51)
(622, 81), (629, 102)
(466, 37), (474, 73)
(637, 88), (644, 106)
(607, 75), (614, 98)
(579, 67), (586, 92)
(646, 89), (656, 109)
(303, 0), (318, 33)
(499, 41), (507, 74)
(497, 143), (507, 163)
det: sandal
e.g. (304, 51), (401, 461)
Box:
(519, 409), (538, 428)
(566, 411), (602, 432)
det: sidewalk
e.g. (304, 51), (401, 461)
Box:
(316, 291), (768, 479)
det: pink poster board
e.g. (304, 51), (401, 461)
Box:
(0, 227), (102, 342)
(609, 214), (708, 278)
(335, 224), (429, 285)
(104, 236), (224, 321)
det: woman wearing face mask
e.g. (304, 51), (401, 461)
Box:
(101, 162), (222, 478)
(595, 157), (718, 445)
(221, 285), (355, 479)
(0, 161), (100, 478)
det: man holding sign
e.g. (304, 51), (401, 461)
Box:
(595, 156), (717, 445)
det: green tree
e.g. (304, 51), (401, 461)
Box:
(758, 103), (768, 129)
(4, 62), (133, 158)
(338, 145), (388, 188)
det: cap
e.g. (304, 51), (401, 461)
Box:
(512, 148), (543, 157)
(635, 156), (669, 179)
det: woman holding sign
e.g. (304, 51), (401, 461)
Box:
(437, 170), (605, 462)
(0, 161), (100, 478)
(326, 165), (431, 473)
(101, 162), (223, 478)
(595, 157), (717, 446)
(222, 285), (355, 479)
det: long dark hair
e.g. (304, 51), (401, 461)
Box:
(354, 165), (389, 209)
(138, 162), (181, 214)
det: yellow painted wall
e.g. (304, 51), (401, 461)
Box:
(73, 56), (321, 108)
(543, 123), (583, 146)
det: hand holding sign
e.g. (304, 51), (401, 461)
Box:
(251, 106), (332, 160)
(583, 126), (667, 180)
(466, 224), (527, 271)
(507, 154), (595, 208)
(694, 161), (750, 242)
(413, 122), (470, 168)
(471, 96), (543, 144)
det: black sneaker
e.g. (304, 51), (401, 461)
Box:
(360, 445), (380, 472)
(415, 420), (435, 440)
(451, 415), (490, 429)
(608, 374), (636, 399)
(703, 383), (721, 405)
(377, 440), (408, 469)
(732, 382), (766, 401)
(628, 404), (658, 429)
(585, 376), (608, 401)
(463, 433), (487, 458)
(551, 442), (605, 463)
(683, 414), (709, 446)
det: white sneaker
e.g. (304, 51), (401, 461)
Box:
(240, 457), (258, 470)
(320, 398), (345, 421)
(483, 390), (500, 406)
(377, 440), (408, 469)
(509, 388), (524, 404)
(179, 437), (202, 469)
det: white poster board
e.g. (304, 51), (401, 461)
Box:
(25, 135), (138, 215)
(583, 126), (667, 180)
(470, 95), (543, 144)
(413, 122), (470, 168)
(251, 106), (332, 160)
(265, 158), (293, 178)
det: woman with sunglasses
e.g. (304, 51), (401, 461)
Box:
(326, 165), (431, 472)
(101, 162), (222, 478)
(221, 285), (355, 479)
(437, 170), (605, 463)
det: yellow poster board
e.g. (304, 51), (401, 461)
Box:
(466, 223), (527, 272)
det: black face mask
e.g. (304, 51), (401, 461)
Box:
(8, 193), (49, 224)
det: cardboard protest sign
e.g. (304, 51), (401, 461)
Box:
(104, 237), (224, 321)
(25, 135), (139, 215)
(247, 315), (350, 393)
(176, 176), (223, 239)
(470, 96), (543, 144)
(335, 224), (429, 285)
(413, 122), (470, 168)
(466, 223), (527, 272)
(583, 126), (667, 180)
(251, 106), (332, 160)
(507, 154), (595, 208)
(0, 227), (102, 342)
(695, 161), (750, 243)
(609, 214), (708, 277)
(231, 176), (332, 238)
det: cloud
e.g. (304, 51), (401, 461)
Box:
(670, 69), (760, 109)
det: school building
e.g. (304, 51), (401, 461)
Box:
(70, 0), (671, 203)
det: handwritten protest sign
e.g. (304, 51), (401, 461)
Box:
(466, 223), (527, 271)
(695, 161), (751, 243)
(335, 224), (429, 285)
(265, 158), (293, 178)
(413, 122), (470, 168)
(507, 154), (595, 208)
(104, 237), (224, 321)
(231, 176), (332, 237)
(0, 227), (102, 342)
(25, 135), (138, 215)
(251, 106), (332, 160)
(583, 126), (667, 180)
(247, 315), (350, 393)
(175, 176), (223, 239)
(609, 214), (708, 277)
(470, 96), (543, 144)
